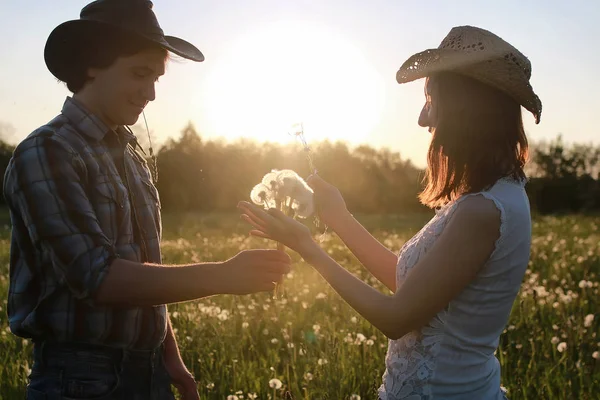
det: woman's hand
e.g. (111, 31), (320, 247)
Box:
(306, 175), (350, 231)
(237, 201), (318, 259)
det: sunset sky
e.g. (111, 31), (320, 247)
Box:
(1, 0), (598, 167)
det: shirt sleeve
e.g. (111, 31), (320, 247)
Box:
(4, 133), (118, 303)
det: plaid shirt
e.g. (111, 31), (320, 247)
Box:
(3, 97), (166, 350)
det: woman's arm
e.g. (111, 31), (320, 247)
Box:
(306, 175), (398, 291)
(331, 211), (399, 291)
(239, 195), (500, 339)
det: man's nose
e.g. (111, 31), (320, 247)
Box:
(143, 83), (156, 102)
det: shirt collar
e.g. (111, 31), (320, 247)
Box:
(61, 97), (139, 147)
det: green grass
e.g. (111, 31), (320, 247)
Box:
(0, 211), (598, 399)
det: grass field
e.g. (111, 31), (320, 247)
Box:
(0, 211), (598, 399)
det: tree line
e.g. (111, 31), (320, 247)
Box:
(0, 123), (598, 214)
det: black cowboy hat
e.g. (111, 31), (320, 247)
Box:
(45, 0), (204, 82)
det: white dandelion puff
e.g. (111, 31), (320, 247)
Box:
(269, 378), (283, 389)
(584, 314), (594, 328)
(250, 183), (275, 208)
(262, 170), (281, 193)
(557, 342), (567, 352)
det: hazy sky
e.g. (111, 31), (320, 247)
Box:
(1, 0), (598, 167)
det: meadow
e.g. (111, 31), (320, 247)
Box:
(0, 211), (598, 399)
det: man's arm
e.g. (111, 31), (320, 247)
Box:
(163, 316), (181, 359)
(4, 134), (290, 308)
(94, 251), (290, 306)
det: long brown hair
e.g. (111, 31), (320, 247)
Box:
(419, 72), (529, 208)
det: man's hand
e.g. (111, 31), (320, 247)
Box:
(163, 345), (199, 400)
(218, 249), (292, 295)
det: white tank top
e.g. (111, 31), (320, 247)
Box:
(378, 177), (530, 400)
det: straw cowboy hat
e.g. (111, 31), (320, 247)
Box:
(44, 0), (204, 82)
(396, 26), (542, 124)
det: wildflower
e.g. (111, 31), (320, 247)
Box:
(269, 378), (283, 389)
(351, 316), (358, 323)
(251, 183), (275, 208)
(227, 396), (239, 400)
(248, 394), (258, 399)
(584, 314), (594, 328)
(557, 342), (567, 352)
(242, 322), (249, 329)
(316, 292), (327, 300)
(356, 333), (366, 344)
(304, 372), (314, 381)
(271, 338), (279, 344)
(317, 358), (328, 366)
(350, 395), (361, 400)
(551, 337), (560, 345)
(593, 351), (599, 359)
(206, 382), (215, 390)
(251, 169), (314, 219)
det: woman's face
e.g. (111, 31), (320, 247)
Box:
(418, 78), (437, 133)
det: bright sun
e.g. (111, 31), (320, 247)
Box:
(198, 21), (385, 144)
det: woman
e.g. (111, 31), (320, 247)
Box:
(239, 26), (541, 399)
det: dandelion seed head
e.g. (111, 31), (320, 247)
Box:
(251, 183), (274, 207)
(269, 378), (283, 389)
(557, 342), (567, 352)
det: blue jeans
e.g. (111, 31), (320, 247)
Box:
(26, 341), (175, 400)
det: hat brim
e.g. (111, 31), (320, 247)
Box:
(396, 48), (542, 124)
(45, 19), (204, 82)
(396, 48), (494, 84)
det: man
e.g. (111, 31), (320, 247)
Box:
(3, 1), (291, 399)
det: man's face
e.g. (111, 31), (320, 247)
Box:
(87, 48), (167, 127)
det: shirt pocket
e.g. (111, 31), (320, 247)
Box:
(93, 175), (128, 208)
(141, 178), (161, 210)
(91, 174), (131, 241)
